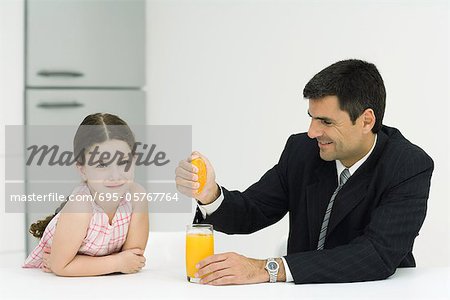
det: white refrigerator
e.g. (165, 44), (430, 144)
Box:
(24, 0), (146, 253)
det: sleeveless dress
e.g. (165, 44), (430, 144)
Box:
(23, 184), (132, 268)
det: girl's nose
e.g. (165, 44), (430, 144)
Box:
(109, 165), (122, 180)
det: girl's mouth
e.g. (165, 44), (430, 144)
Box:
(105, 183), (125, 188)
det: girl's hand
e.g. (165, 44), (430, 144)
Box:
(115, 248), (146, 274)
(42, 247), (53, 273)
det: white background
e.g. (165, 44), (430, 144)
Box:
(1, 0), (449, 268)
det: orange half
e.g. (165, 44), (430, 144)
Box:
(191, 158), (207, 194)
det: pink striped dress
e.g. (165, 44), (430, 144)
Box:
(23, 184), (132, 268)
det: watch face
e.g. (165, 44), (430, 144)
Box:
(268, 261), (278, 271)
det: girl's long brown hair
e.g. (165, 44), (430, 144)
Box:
(29, 113), (136, 238)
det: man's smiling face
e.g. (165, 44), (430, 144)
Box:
(307, 95), (374, 167)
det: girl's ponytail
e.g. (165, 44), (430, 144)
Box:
(29, 215), (54, 238)
(28, 197), (69, 238)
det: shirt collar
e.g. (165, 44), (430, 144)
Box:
(336, 134), (378, 181)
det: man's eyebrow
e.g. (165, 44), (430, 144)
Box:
(307, 111), (334, 122)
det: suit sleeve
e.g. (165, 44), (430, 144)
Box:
(284, 147), (434, 284)
(194, 136), (294, 234)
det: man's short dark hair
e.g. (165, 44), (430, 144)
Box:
(303, 59), (386, 133)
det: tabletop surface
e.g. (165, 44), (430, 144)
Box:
(1, 265), (448, 299)
(2, 232), (449, 300)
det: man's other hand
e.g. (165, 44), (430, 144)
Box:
(195, 252), (286, 285)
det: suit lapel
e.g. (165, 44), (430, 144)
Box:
(306, 160), (337, 249)
(305, 129), (390, 246)
(325, 130), (389, 239)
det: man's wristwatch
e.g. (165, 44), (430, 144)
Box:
(265, 258), (279, 283)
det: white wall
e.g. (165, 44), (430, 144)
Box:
(146, 0), (449, 266)
(0, 0), (26, 266)
(0, 0), (448, 269)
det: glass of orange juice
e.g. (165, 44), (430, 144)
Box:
(186, 224), (214, 283)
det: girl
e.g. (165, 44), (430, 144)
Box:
(23, 113), (149, 276)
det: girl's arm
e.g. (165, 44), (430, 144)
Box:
(122, 182), (149, 251)
(49, 201), (144, 277)
(49, 203), (118, 276)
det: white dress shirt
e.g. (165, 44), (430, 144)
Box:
(197, 134), (377, 282)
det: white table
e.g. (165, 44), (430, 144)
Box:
(1, 266), (448, 300)
(1, 233), (448, 300)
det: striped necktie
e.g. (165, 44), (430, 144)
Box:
(317, 168), (350, 250)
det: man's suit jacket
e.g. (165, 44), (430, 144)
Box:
(194, 125), (434, 284)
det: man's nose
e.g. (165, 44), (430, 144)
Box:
(307, 120), (323, 139)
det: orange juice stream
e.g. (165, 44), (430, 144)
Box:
(186, 233), (214, 281)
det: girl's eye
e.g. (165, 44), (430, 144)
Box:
(96, 162), (108, 168)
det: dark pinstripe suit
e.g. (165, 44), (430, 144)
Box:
(194, 125), (434, 284)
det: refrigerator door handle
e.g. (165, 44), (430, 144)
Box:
(37, 70), (84, 77)
(37, 101), (84, 108)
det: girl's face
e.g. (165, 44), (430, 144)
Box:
(77, 139), (135, 197)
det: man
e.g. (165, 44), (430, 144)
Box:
(175, 59), (434, 285)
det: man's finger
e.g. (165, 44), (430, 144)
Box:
(199, 268), (232, 285)
(208, 275), (236, 286)
(179, 160), (197, 173)
(175, 176), (200, 190)
(197, 253), (228, 269)
(197, 260), (229, 277)
(175, 166), (198, 181)
(189, 152), (202, 163)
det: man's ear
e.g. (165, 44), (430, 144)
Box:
(361, 108), (376, 133)
(76, 163), (87, 182)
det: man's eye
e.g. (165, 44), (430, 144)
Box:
(321, 120), (332, 125)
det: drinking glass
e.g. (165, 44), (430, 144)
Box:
(185, 224), (214, 283)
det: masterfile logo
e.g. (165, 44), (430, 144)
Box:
(26, 142), (170, 171)
(4, 125), (192, 214)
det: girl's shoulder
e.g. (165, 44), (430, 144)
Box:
(60, 197), (94, 214)
(127, 182), (148, 212)
(58, 184), (94, 221)
(56, 200), (93, 234)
